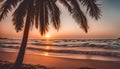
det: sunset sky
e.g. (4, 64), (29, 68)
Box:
(0, 0), (120, 39)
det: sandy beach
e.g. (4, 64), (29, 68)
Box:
(0, 51), (120, 69)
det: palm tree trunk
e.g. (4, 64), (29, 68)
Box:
(12, 20), (30, 69)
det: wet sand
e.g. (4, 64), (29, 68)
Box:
(0, 51), (120, 69)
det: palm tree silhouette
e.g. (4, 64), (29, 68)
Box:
(0, 0), (101, 69)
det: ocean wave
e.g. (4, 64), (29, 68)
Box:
(0, 44), (120, 58)
(0, 39), (120, 58)
(30, 42), (120, 50)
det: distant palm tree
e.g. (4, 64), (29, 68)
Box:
(0, 0), (101, 69)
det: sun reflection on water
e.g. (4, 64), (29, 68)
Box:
(45, 46), (50, 50)
(44, 52), (49, 56)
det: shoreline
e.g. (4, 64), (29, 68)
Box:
(1, 48), (120, 61)
(1, 45), (120, 60)
(0, 51), (120, 69)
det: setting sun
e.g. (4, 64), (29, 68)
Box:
(45, 33), (50, 38)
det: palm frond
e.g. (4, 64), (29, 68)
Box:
(69, 0), (88, 33)
(59, 0), (72, 13)
(28, 0), (35, 30)
(44, 2), (49, 32)
(37, 0), (49, 35)
(12, 0), (28, 32)
(46, 0), (60, 31)
(79, 0), (101, 20)
(35, 0), (40, 29)
(39, 0), (48, 35)
(0, 0), (21, 21)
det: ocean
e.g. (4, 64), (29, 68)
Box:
(0, 38), (120, 61)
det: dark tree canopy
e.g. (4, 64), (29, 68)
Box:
(0, 0), (101, 35)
